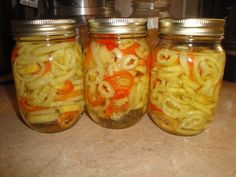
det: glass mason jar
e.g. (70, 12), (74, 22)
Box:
(148, 18), (226, 136)
(130, 0), (171, 49)
(84, 18), (150, 129)
(11, 19), (85, 133)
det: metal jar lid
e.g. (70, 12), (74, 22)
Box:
(11, 19), (76, 37)
(52, 0), (112, 16)
(159, 18), (225, 36)
(133, 0), (170, 9)
(88, 18), (147, 34)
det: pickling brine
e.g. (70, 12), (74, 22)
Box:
(149, 47), (225, 135)
(11, 19), (84, 133)
(148, 18), (226, 136)
(85, 18), (150, 129)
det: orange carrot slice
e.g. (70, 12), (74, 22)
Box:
(57, 111), (79, 129)
(149, 102), (163, 113)
(121, 42), (140, 56)
(43, 61), (51, 74)
(19, 97), (46, 112)
(104, 71), (134, 90)
(57, 80), (74, 94)
(96, 39), (116, 50)
(104, 71), (134, 99)
(56, 90), (81, 101)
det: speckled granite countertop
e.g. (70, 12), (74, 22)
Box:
(0, 81), (236, 177)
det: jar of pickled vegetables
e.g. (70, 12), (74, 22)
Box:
(148, 18), (226, 136)
(11, 19), (85, 133)
(84, 18), (150, 129)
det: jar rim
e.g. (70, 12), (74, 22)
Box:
(159, 18), (225, 37)
(11, 19), (76, 37)
(88, 18), (147, 34)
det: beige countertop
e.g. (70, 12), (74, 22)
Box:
(0, 81), (236, 177)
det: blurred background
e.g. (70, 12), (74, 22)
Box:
(0, 0), (236, 83)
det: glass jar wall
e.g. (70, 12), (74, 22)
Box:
(11, 19), (85, 133)
(148, 18), (226, 136)
(84, 18), (150, 129)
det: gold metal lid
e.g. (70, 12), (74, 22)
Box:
(88, 18), (147, 34)
(159, 18), (225, 36)
(133, 0), (170, 8)
(11, 19), (76, 37)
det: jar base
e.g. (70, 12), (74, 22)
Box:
(27, 119), (79, 133)
(155, 123), (205, 136)
(148, 112), (208, 136)
(88, 108), (145, 129)
(23, 113), (82, 133)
